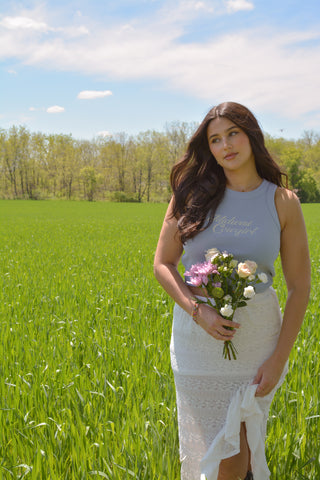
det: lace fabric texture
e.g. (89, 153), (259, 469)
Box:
(170, 288), (287, 480)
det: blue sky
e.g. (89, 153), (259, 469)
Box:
(1, 0), (320, 140)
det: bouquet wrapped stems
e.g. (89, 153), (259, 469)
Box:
(223, 325), (238, 360)
(204, 297), (238, 360)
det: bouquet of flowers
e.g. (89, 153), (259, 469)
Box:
(184, 248), (268, 360)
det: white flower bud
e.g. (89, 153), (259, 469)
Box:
(258, 273), (268, 284)
(205, 248), (220, 262)
(244, 286), (255, 299)
(220, 304), (233, 317)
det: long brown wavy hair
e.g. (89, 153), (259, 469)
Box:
(170, 101), (287, 243)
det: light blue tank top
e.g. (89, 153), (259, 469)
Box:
(182, 180), (281, 293)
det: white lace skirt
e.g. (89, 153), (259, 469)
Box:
(170, 287), (288, 480)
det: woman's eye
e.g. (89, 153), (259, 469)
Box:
(211, 138), (220, 144)
(230, 130), (238, 136)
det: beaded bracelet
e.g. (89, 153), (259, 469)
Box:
(191, 298), (200, 324)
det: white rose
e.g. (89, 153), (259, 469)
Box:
(244, 286), (255, 299)
(205, 248), (220, 262)
(258, 273), (268, 284)
(220, 304), (233, 317)
(248, 275), (255, 281)
(223, 294), (232, 302)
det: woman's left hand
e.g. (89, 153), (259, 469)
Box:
(252, 355), (286, 397)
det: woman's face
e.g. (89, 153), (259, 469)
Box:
(207, 116), (255, 174)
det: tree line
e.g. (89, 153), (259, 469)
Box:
(0, 124), (320, 202)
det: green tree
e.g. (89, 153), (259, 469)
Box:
(0, 123), (319, 202)
(280, 147), (320, 202)
(80, 166), (99, 201)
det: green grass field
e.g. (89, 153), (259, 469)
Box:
(0, 200), (319, 479)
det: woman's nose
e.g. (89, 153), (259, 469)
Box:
(222, 137), (231, 149)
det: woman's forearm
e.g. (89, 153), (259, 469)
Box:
(273, 284), (310, 365)
(154, 263), (195, 316)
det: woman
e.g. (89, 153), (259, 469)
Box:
(153, 102), (310, 480)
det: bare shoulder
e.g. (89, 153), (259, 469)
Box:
(159, 196), (182, 244)
(154, 195), (183, 266)
(275, 186), (299, 204)
(275, 187), (304, 231)
(164, 196), (178, 223)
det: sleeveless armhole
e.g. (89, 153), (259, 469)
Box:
(266, 183), (281, 232)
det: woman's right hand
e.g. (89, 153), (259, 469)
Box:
(196, 303), (241, 341)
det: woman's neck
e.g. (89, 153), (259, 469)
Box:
(225, 172), (263, 192)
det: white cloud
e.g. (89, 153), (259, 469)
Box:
(97, 131), (112, 137)
(36, 24), (318, 119)
(156, 0), (215, 25)
(77, 90), (112, 99)
(225, 0), (254, 13)
(46, 106), (65, 114)
(179, 1), (214, 12)
(29, 106), (45, 112)
(0, 16), (50, 32)
(1, 3), (320, 126)
(0, 15), (88, 38)
(57, 25), (90, 38)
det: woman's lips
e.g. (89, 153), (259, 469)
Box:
(224, 152), (237, 160)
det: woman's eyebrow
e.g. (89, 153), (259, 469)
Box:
(208, 125), (237, 140)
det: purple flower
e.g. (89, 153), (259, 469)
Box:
(184, 261), (220, 288)
(189, 276), (203, 287)
(185, 261), (218, 277)
(201, 274), (209, 286)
